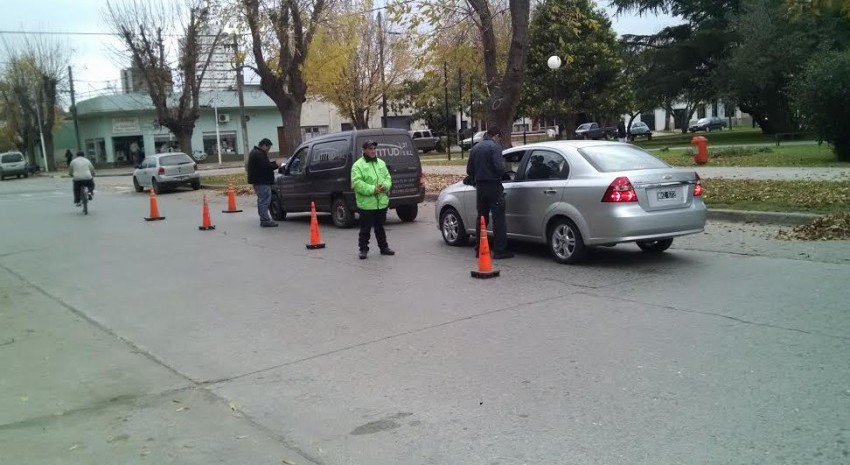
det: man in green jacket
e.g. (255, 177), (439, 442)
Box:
(351, 140), (395, 259)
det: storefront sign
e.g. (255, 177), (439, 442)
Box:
(112, 117), (140, 134)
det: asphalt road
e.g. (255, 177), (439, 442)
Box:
(1, 176), (848, 465)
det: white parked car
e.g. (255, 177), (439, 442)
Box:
(132, 152), (200, 194)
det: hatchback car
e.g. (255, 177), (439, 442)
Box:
(132, 152), (200, 194)
(436, 140), (706, 264)
(628, 121), (653, 141)
(0, 151), (29, 180)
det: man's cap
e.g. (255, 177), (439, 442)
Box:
(362, 140), (378, 149)
(258, 138), (273, 146)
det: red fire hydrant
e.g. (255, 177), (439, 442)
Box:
(691, 136), (708, 165)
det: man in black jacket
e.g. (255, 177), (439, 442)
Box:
(466, 126), (513, 259)
(246, 138), (279, 227)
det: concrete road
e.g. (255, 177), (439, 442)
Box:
(1, 176), (848, 465)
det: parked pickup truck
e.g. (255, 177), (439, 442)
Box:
(574, 122), (616, 140)
(409, 129), (441, 153)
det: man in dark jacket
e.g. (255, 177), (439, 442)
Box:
(466, 126), (513, 259)
(245, 138), (279, 227)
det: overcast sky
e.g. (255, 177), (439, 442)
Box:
(1, 0), (682, 101)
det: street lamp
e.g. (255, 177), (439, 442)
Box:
(547, 55), (562, 139)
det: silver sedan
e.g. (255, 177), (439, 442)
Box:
(435, 140), (707, 264)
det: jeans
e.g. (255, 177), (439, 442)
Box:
(358, 208), (389, 252)
(253, 184), (272, 223)
(474, 181), (507, 254)
(72, 179), (95, 204)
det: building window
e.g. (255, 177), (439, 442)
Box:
(697, 106), (706, 118)
(302, 126), (328, 140)
(202, 131), (238, 158)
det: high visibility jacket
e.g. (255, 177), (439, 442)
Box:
(351, 155), (392, 211)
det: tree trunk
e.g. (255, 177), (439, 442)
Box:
(279, 103), (303, 157)
(176, 131), (193, 155)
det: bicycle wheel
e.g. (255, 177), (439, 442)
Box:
(81, 186), (88, 215)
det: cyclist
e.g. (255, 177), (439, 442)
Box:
(68, 151), (96, 206)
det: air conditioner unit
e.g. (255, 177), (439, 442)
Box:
(218, 113), (231, 123)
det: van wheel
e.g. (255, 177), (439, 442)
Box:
(548, 217), (586, 264)
(396, 204), (418, 222)
(332, 196), (354, 228)
(269, 192), (287, 221)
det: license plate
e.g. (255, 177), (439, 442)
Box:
(656, 189), (677, 200)
(175, 175), (188, 181)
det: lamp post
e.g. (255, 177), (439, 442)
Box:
(547, 55), (562, 140)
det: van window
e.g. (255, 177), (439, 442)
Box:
(309, 139), (348, 171)
(1, 153), (24, 163)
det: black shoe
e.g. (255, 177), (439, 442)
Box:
(359, 250), (368, 259)
(493, 251), (515, 259)
(380, 248), (395, 256)
(260, 221), (279, 227)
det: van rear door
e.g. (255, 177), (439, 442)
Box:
(362, 133), (422, 199)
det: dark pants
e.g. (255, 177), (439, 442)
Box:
(359, 208), (389, 252)
(474, 181), (508, 254)
(72, 179), (95, 204)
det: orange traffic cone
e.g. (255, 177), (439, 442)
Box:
(198, 194), (215, 230)
(222, 179), (242, 213)
(144, 189), (165, 221)
(306, 201), (326, 249)
(471, 216), (499, 279)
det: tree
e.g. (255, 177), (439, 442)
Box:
(389, 0), (531, 147)
(105, 0), (224, 153)
(785, 0), (850, 18)
(523, 0), (624, 136)
(0, 35), (69, 171)
(793, 49), (850, 161)
(304, 3), (413, 128)
(618, 37), (663, 131)
(242, 0), (331, 155)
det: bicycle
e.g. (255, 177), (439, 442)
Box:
(79, 185), (90, 215)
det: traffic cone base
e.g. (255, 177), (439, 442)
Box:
(306, 201), (326, 249)
(471, 216), (499, 279)
(199, 194), (215, 230)
(144, 190), (165, 221)
(222, 181), (243, 213)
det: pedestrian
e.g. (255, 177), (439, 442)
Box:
(245, 138), (280, 227)
(65, 149), (73, 167)
(466, 126), (513, 259)
(351, 140), (395, 259)
(617, 119), (627, 143)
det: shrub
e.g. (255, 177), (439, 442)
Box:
(793, 49), (850, 161)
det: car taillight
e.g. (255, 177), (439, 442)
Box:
(602, 176), (637, 202)
(158, 167), (165, 175)
(693, 173), (703, 197)
(419, 172), (426, 188)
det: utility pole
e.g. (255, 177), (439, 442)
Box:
(378, 12), (388, 127)
(457, 68), (463, 159)
(68, 66), (81, 151)
(35, 103), (48, 172)
(443, 61), (451, 161)
(234, 34), (249, 157)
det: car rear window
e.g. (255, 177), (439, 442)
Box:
(159, 154), (194, 166)
(579, 145), (670, 173)
(1, 153), (24, 163)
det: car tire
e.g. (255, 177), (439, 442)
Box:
(396, 204), (418, 222)
(440, 207), (469, 246)
(133, 177), (144, 192)
(269, 192), (287, 221)
(636, 238), (673, 253)
(331, 196), (354, 228)
(548, 217), (587, 264)
(191, 179), (201, 190)
(152, 178), (162, 195)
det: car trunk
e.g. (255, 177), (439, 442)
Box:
(625, 170), (698, 212)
